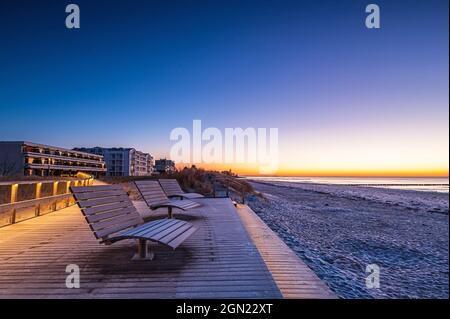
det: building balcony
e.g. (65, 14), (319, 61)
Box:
(25, 163), (107, 172)
(24, 152), (105, 165)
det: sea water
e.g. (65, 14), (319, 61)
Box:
(248, 176), (449, 193)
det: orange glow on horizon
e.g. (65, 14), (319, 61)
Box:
(176, 163), (449, 177)
(173, 122), (449, 178)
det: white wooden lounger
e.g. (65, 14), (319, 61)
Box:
(134, 180), (202, 219)
(71, 185), (198, 260)
(158, 179), (205, 199)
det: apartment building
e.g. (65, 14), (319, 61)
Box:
(74, 147), (154, 177)
(154, 158), (176, 174)
(0, 141), (106, 177)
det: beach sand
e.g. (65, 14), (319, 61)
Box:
(247, 180), (449, 299)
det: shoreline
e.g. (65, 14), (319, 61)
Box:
(249, 180), (449, 215)
(246, 180), (449, 299)
(246, 177), (449, 194)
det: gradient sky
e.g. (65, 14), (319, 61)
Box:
(0, 0), (448, 176)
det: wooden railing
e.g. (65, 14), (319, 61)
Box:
(213, 176), (250, 204)
(0, 177), (93, 228)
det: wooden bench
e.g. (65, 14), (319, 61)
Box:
(71, 185), (198, 260)
(135, 181), (202, 219)
(159, 179), (205, 199)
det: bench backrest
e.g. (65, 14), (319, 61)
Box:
(158, 179), (184, 196)
(135, 180), (169, 207)
(71, 185), (144, 241)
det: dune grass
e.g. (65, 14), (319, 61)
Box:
(99, 166), (261, 202)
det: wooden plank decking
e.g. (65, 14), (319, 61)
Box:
(0, 194), (335, 299)
(0, 198), (282, 298)
(236, 204), (336, 299)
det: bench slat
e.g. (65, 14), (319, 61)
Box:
(73, 189), (125, 201)
(123, 219), (173, 237)
(71, 185), (123, 193)
(168, 199), (201, 210)
(140, 191), (167, 198)
(135, 220), (185, 238)
(82, 201), (131, 215)
(95, 218), (141, 239)
(155, 223), (192, 243)
(117, 219), (197, 250)
(77, 194), (130, 208)
(87, 208), (132, 223)
(141, 191), (166, 196)
(173, 193), (205, 199)
(159, 179), (184, 196)
(89, 209), (140, 231)
(150, 221), (188, 241)
(159, 179), (204, 199)
(166, 226), (198, 249)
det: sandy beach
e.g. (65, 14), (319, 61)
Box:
(247, 180), (449, 299)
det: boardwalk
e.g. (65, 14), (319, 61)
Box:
(0, 198), (281, 298)
(0, 195), (334, 299)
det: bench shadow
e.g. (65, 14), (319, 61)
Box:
(89, 240), (191, 275)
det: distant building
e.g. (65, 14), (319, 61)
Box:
(74, 147), (154, 177)
(154, 158), (176, 174)
(0, 141), (106, 177)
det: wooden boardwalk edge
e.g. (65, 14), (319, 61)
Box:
(235, 204), (337, 299)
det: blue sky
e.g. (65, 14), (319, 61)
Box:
(0, 0), (448, 175)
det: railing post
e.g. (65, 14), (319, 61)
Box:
(52, 181), (58, 211)
(10, 184), (18, 203)
(66, 181), (71, 207)
(35, 182), (42, 216)
(10, 184), (18, 224)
